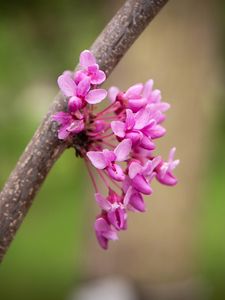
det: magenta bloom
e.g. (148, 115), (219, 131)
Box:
(95, 217), (118, 250)
(123, 186), (145, 212)
(156, 147), (180, 186)
(111, 106), (165, 150)
(87, 139), (132, 181)
(75, 50), (106, 85)
(52, 112), (84, 140)
(95, 190), (127, 231)
(52, 49), (179, 249)
(58, 74), (107, 108)
(128, 157), (161, 194)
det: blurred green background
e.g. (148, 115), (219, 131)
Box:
(0, 0), (225, 299)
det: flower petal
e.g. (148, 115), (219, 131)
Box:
(140, 136), (155, 150)
(86, 89), (107, 104)
(132, 174), (152, 195)
(95, 193), (111, 211)
(107, 164), (125, 181)
(91, 70), (106, 85)
(128, 161), (143, 179)
(111, 121), (126, 138)
(125, 83), (143, 99)
(52, 111), (71, 125)
(128, 97), (148, 112)
(79, 50), (96, 68)
(57, 74), (76, 97)
(125, 109), (135, 130)
(114, 139), (132, 162)
(58, 125), (70, 140)
(102, 149), (116, 164)
(124, 186), (145, 212)
(76, 77), (91, 97)
(68, 96), (83, 112)
(129, 190), (145, 212)
(108, 86), (119, 103)
(156, 172), (178, 186)
(87, 151), (107, 169)
(143, 79), (154, 98)
(67, 119), (84, 133)
(134, 105), (153, 130)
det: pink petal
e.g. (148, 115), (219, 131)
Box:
(96, 234), (108, 250)
(79, 50), (96, 68)
(125, 83), (143, 99)
(95, 217), (110, 232)
(140, 136), (155, 150)
(125, 131), (143, 145)
(114, 139), (132, 162)
(143, 157), (161, 176)
(102, 149), (116, 164)
(143, 79), (154, 98)
(107, 164), (125, 181)
(67, 120), (84, 133)
(58, 125), (70, 140)
(95, 193), (111, 211)
(68, 96), (83, 112)
(156, 172), (178, 186)
(132, 174), (152, 195)
(123, 185), (132, 206)
(148, 89), (161, 103)
(134, 105), (153, 130)
(86, 89), (107, 104)
(148, 124), (166, 139)
(125, 109), (135, 130)
(76, 77), (91, 97)
(57, 74), (76, 97)
(128, 162), (142, 179)
(129, 190), (145, 212)
(111, 121), (126, 138)
(128, 97), (148, 112)
(74, 70), (86, 84)
(87, 151), (107, 169)
(88, 64), (99, 73)
(62, 70), (74, 77)
(108, 86), (119, 103)
(103, 230), (118, 241)
(168, 147), (176, 161)
(52, 111), (71, 125)
(124, 186), (145, 212)
(108, 208), (127, 230)
(91, 70), (106, 85)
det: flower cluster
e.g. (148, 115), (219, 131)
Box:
(53, 50), (179, 249)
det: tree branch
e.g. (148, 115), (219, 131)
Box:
(0, 0), (169, 262)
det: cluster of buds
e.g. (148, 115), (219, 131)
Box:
(52, 50), (179, 249)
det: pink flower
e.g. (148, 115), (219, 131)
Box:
(75, 50), (106, 85)
(156, 148), (180, 186)
(52, 112), (84, 140)
(58, 74), (107, 108)
(52, 49), (179, 249)
(128, 157), (161, 194)
(124, 185), (145, 212)
(108, 79), (170, 114)
(111, 106), (163, 150)
(95, 190), (127, 230)
(95, 217), (118, 250)
(87, 139), (132, 181)
(108, 84), (147, 112)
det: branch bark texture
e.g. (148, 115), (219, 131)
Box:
(0, 0), (168, 262)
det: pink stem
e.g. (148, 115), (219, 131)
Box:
(84, 159), (98, 193)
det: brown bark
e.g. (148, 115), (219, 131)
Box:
(0, 0), (169, 262)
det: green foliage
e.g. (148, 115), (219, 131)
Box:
(0, 1), (104, 299)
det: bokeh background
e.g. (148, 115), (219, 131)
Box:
(0, 0), (225, 299)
